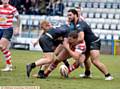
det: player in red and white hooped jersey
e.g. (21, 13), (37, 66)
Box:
(0, 0), (19, 72)
(62, 32), (86, 74)
(43, 31), (86, 77)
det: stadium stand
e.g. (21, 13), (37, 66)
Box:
(10, 0), (120, 54)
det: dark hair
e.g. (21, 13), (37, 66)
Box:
(68, 31), (78, 39)
(68, 9), (79, 17)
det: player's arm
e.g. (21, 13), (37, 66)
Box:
(78, 31), (84, 42)
(63, 38), (81, 60)
(13, 8), (20, 35)
(76, 24), (85, 42)
(15, 15), (20, 27)
(32, 30), (44, 47)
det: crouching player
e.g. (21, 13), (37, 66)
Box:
(26, 20), (70, 78)
(43, 31), (86, 77)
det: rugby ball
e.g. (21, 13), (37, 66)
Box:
(59, 65), (69, 78)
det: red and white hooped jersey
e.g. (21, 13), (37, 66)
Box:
(0, 4), (19, 29)
(75, 41), (86, 54)
(80, 15), (85, 20)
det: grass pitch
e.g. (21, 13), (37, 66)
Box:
(0, 49), (120, 89)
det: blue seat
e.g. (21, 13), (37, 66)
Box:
(90, 23), (97, 29)
(93, 2), (99, 8)
(106, 3), (112, 9)
(68, 2), (73, 7)
(112, 3), (118, 9)
(100, 34), (106, 40)
(97, 23), (103, 29)
(104, 23), (110, 30)
(88, 12), (95, 18)
(86, 2), (93, 8)
(80, 2), (86, 8)
(74, 2), (80, 7)
(108, 13), (114, 19)
(117, 24), (120, 30)
(114, 14), (120, 19)
(99, 2), (105, 8)
(95, 13), (101, 18)
(106, 34), (112, 40)
(110, 24), (117, 30)
(33, 19), (39, 26)
(101, 13), (107, 19)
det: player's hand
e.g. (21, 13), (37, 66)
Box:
(66, 19), (70, 26)
(13, 27), (20, 36)
(63, 38), (70, 50)
(31, 40), (38, 47)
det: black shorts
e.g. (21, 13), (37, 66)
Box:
(86, 39), (101, 51)
(39, 34), (56, 52)
(0, 27), (13, 41)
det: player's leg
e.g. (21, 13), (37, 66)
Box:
(26, 52), (54, 78)
(26, 35), (55, 78)
(44, 48), (70, 77)
(90, 39), (113, 80)
(90, 50), (113, 80)
(68, 54), (85, 74)
(79, 51), (92, 78)
(55, 44), (70, 68)
(0, 28), (13, 72)
(35, 44), (65, 78)
(37, 64), (50, 77)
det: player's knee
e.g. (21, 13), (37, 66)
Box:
(54, 54), (63, 62)
(0, 44), (4, 50)
(91, 59), (100, 66)
(79, 55), (85, 63)
(47, 58), (54, 64)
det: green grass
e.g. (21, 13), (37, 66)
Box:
(0, 49), (120, 89)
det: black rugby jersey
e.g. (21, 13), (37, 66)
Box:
(69, 20), (99, 44)
(47, 24), (69, 39)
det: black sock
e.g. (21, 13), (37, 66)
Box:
(105, 73), (111, 77)
(31, 63), (36, 68)
(38, 70), (44, 74)
(63, 60), (70, 68)
(85, 70), (91, 76)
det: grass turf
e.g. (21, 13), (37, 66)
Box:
(0, 49), (120, 89)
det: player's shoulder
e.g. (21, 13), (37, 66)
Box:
(0, 4), (3, 7)
(8, 4), (17, 10)
(78, 19), (90, 28)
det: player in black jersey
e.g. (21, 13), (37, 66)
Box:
(26, 20), (70, 78)
(44, 9), (113, 80)
(67, 9), (113, 80)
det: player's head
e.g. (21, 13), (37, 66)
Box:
(67, 9), (79, 22)
(1, 0), (9, 4)
(40, 20), (52, 31)
(75, 7), (81, 17)
(68, 31), (78, 44)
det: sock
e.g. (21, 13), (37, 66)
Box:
(38, 66), (45, 75)
(63, 60), (69, 68)
(1, 48), (12, 65)
(105, 73), (111, 77)
(38, 70), (44, 75)
(44, 61), (59, 77)
(85, 70), (91, 76)
(40, 65), (46, 71)
(68, 62), (79, 73)
(31, 63), (36, 68)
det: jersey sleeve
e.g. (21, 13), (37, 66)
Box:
(12, 7), (19, 17)
(75, 42), (86, 54)
(76, 23), (84, 32)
